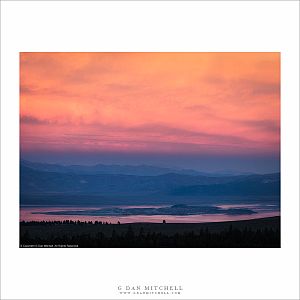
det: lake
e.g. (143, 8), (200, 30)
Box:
(20, 203), (280, 223)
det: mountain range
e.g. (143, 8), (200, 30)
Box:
(20, 160), (280, 205)
(20, 160), (254, 177)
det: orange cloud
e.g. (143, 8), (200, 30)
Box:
(20, 52), (280, 156)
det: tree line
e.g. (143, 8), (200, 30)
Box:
(20, 224), (280, 248)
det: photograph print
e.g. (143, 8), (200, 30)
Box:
(20, 52), (280, 248)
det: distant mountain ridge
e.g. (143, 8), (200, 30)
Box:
(20, 161), (280, 205)
(21, 160), (248, 177)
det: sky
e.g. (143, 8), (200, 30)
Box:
(20, 52), (280, 173)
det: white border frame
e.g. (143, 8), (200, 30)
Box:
(1, 1), (299, 299)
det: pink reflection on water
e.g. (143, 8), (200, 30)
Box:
(217, 204), (278, 209)
(20, 205), (280, 224)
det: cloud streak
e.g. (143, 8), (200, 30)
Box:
(20, 52), (280, 162)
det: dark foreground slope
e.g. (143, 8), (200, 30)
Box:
(20, 216), (280, 248)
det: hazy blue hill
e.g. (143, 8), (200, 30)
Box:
(170, 174), (280, 196)
(171, 173), (280, 194)
(20, 160), (244, 177)
(20, 165), (237, 195)
(21, 160), (69, 174)
(20, 164), (280, 204)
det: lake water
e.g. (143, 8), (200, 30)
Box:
(20, 203), (280, 223)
